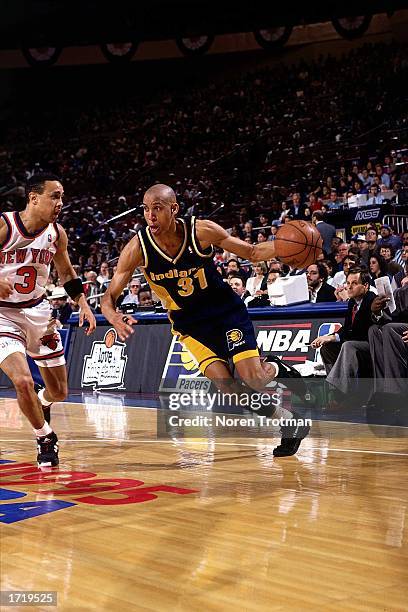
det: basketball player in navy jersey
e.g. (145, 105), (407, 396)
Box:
(102, 184), (311, 456)
(0, 174), (96, 466)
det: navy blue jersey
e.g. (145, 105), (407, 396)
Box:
(138, 216), (243, 327)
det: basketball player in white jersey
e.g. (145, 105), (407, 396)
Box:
(0, 174), (96, 466)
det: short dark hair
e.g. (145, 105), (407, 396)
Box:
(347, 266), (371, 286)
(379, 244), (395, 257)
(226, 258), (240, 267)
(315, 262), (328, 281)
(138, 285), (151, 295)
(312, 210), (324, 221)
(25, 173), (61, 201)
(228, 274), (245, 285)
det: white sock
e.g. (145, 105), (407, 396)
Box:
(34, 422), (53, 438)
(273, 406), (293, 420)
(38, 388), (52, 407)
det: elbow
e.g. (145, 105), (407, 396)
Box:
(250, 245), (259, 262)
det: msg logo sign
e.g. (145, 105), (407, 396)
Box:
(354, 208), (380, 221)
(82, 329), (127, 390)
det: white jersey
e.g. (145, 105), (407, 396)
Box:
(0, 211), (59, 307)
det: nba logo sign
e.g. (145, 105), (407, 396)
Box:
(160, 336), (211, 392)
(314, 322), (342, 365)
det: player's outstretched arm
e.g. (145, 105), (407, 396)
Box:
(196, 219), (277, 262)
(53, 226), (96, 335)
(101, 235), (144, 341)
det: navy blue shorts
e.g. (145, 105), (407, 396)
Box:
(170, 302), (259, 374)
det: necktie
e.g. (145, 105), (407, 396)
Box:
(351, 303), (358, 324)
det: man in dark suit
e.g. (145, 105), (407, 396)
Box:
(306, 262), (336, 303)
(311, 268), (375, 394)
(312, 210), (336, 255)
(288, 193), (306, 220)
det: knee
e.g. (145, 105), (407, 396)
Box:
(320, 344), (330, 359)
(14, 375), (34, 397)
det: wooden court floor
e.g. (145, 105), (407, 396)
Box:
(1, 398), (407, 611)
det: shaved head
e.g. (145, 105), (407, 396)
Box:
(143, 184), (176, 205)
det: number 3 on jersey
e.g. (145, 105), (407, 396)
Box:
(14, 266), (38, 295)
(177, 268), (208, 297)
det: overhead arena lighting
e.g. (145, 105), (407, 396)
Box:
(101, 42), (138, 62)
(176, 35), (214, 56)
(253, 26), (293, 49)
(21, 46), (62, 67)
(331, 15), (372, 39)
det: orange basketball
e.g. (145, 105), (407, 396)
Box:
(274, 221), (323, 269)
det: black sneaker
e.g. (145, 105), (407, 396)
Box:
(37, 431), (59, 467)
(265, 355), (309, 400)
(34, 383), (52, 424)
(273, 412), (310, 457)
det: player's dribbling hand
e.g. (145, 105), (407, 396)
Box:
(111, 312), (137, 342)
(0, 279), (13, 299)
(79, 304), (97, 335)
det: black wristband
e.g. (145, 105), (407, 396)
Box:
(64, 278), (84, 300)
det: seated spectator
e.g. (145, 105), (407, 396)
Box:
(228, 275), (248, 300)
(333, 242), (350, 272)
(352, 179), (368, 195)
(311, 268), (376, 395)
(257, 230), (268, 244)
(308, 192), (323, 212)
(121, 278), (141, 305)
(331, 236), (343, 253)
(356, 234), (370, 266)
(258, 213), (270, 236)
(306, 263), (336, 303)
(268, 220), (281, 240)
(394, 244), (408, 288)
(226, 258), (241, 277)
(366, 185), (383, 206)
(138, 285), (154, 308)
(369, 254), (391, 287)
(379, 245), (402, 277)
(289, 192), (306, 219)
(375, 163), (391, 189)
(83, 270), (100, 312)
(394, 231), (408, 266)
(246, 262), (267, 297)
(358, 168), (373, 188)
(390, 181), (408, 206)
(332, 254), (359, 295)
(327, 189), (342, 210)
(378, 224), (402, 251)
(365, 227), (379, 256)
(242, 221), (254, 241)
(321, 259), (335, 285)
(96, 262), (111, 290)
(48, 287), (73, 326)
(278, 202), (290, 223)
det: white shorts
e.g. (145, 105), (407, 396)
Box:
(0, 299), (66, 368)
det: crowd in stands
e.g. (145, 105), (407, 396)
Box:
(1, 41), (408, 319)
